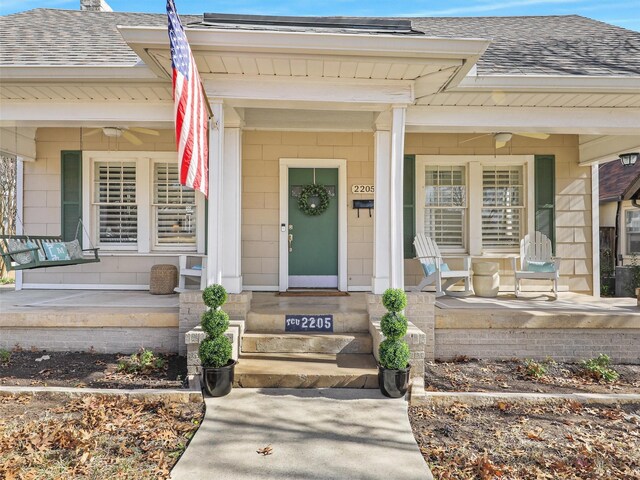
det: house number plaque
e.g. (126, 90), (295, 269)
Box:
(285, 314), (334, 332)
(351, 184), (374, 194)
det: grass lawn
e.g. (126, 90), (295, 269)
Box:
(0, 394), (204, 480)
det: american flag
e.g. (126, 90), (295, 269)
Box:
(167, 0), (209, 197)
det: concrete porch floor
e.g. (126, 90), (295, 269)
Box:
(0, 288), (179, 313)
(436, 292), (637, 313)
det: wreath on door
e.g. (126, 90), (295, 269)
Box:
(298, 184), (330, 216)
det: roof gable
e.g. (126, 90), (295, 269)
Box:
(600, 159), (640, 202)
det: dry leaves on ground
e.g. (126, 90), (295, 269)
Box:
(0, 393), (203, 480)
(409, 400), (640, 480)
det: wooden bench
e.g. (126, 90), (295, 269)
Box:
(0, 235), (100, 271)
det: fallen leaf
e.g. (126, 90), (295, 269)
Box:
(257, 445), (273, 456)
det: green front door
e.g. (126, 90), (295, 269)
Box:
(288, 168), (339, 288)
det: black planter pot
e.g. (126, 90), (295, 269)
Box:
(202, 359), (237, 397)
(378, 364), (411, 398)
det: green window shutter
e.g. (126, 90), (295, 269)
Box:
(534, 155), (555, 254)
(403, 155), (416, 259)
(61, 150), (83, 245)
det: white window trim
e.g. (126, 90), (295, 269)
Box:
(621, 205), (640, 257)
(82, 151), (205, 255)
(416, 155), (535, 255)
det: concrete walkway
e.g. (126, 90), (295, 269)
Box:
(171, 388), (432, 480)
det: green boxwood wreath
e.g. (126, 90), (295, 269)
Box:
(298, 184), (330, 216)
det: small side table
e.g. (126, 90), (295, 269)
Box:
(472, 262), (500, 298)
(150, 264), (178, 295)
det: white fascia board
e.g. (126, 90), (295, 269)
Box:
(117, 25), (490, 60)
(0, 101), (172, 125)
(456, 74), (640, 93)
(203, 75), (413, 105)
(0, 65), (160, 81)
(405, 105), (640, 135)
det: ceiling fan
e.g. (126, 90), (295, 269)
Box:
(460, 132), (550, 149)
(82, 126), (160, 146)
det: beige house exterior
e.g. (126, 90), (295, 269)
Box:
(2, 9), (640, 298)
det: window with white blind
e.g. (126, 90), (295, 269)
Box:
(93, 161), (138, 246)
(423, 165), (467, 248)
(482, 166), (524, 248)
(86, 152), (204, 253)
(153, 162), (197, 247)
(417, 156), (533, 254)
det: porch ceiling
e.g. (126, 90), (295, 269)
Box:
(148, 48), (459, 81)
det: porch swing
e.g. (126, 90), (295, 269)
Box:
(0, 217), (100, 271)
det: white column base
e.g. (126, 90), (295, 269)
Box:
(372, 276), (390, 295)
(222, 276), (243, 294)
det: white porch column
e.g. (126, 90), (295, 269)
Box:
(389, 106), (406, 289)
(206, 100), (224, 286)
(221, 110), (243, 293)
(372, 106), (406, 293)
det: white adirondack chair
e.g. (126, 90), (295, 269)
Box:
(177, 254), (207, 291)
(511, 231), (561, 297)
(413, 233), (473, 297)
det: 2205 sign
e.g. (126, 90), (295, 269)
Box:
(285, 314), (334, 332)
(351, 184), (374, 194)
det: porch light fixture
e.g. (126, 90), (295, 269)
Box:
(102, 127), (123, 138)
(619, 152), (639, 167)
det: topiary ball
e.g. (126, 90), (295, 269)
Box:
(201, 309), (230, 338)
(198, 336), (233, 368)
(380, 312), (408, 340)
(202, 284), (228, 309)
(379, 338), (410, 370)
(382, 288), (407, 313)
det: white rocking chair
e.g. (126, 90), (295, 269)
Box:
(511, 231), (561, 297)
(413, 233), (473, 297)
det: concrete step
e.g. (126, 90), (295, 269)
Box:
(234, 353), (379, 388)
(246, 312), (369, 333)
(242, 332), (372, 354)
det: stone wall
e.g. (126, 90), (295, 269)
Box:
(178, 290), (252, 355)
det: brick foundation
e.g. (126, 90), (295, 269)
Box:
(0, 327), (178, 354)
(435, 328), (640, 364)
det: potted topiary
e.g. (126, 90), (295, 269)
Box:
(378, 288), (411, 398)
(199, 284), (236, 397)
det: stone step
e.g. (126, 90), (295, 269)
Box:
(242, 332), (372, 354)
(246, 311), (369, 333)
(234, 353), (379, 388)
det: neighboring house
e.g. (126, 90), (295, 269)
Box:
(1, 2), (640, 296)
(599, 160), (640, 267)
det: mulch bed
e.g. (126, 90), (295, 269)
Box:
(0, 393), (204, 480)
(0, 351), (187, 389)
(409, 400), (640, 479)
(425, 359), (640, 394)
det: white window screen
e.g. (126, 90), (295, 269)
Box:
(94, 161), (137, 245)
(424, 166), (466, 248)
(626, 210), (640, 254)
(482, 166), (524, 248)
(153, 162), (196, 246)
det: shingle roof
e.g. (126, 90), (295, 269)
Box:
(600, 160), (640, 203)
(1, 8), (640, 77)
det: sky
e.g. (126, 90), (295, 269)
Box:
(1, 0), (639, 31)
